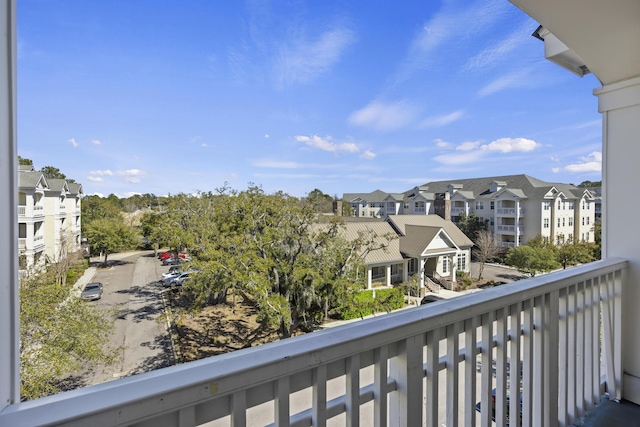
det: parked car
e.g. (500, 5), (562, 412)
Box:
(163, 265), (182, 276)
(162, 270), (198, 287)
(420, 294), (444, 305)
(80, 282), (103, 301)
(475, 389), (522, 426)
(162, 256), (192, 266)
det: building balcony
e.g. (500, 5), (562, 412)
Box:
(451, 206), (467, 214)
(496, 224), (524, 234)
(495, 207), (524, 216)
(0, 258), (625, 426)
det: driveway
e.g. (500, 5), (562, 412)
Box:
(81, 250), (174, 385)
(469, 261), (528, 284)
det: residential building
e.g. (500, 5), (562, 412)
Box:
(17, 166), (47, 272)
(314, 216), (473, 291)
(17, 166), (83, 273)
(2, 1), (640, 426)
(345, 174), (597, 248)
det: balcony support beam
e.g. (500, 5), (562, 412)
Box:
(0, 0), (19, 411)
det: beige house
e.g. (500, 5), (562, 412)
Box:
(17, 166), (48, 272)
(314, 215), (473, 292)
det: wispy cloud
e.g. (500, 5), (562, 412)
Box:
(434, 151), (486, 166)
(481, 137), (540, 153)
(563, 152), (602, 173)
(464, 27), (528, 73)
(434, 138), (451, 149)
(116, 169), (147, 183)
(477, 69), (532, 97)
(68, 138), (78, 148)
(252, 158), (346, 170)
(86, 176), (103, 182)
(89, 169), (113, 176)
(456, 141), (481, 151)
(349, 100), (419, 131)
(420, 110), (464, 128)
(396, 0), (509, 82)
(360, 150), (376, 160)
(383, 145), (431, 154)
(91, 139), (101, 145)
(296, 135), (359, 153)
(275, 27), (355, 88)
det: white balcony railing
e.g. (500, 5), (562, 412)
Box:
(17, 206), (25, 215)
(0, 258), (624, 427)
(18, 238), (25, 250)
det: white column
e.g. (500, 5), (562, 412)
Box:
(386, 265), (391, 286)
(596, 75), (640, 404)
(0, 0), (19, 410)
(450, 255), (456, 283)
(367, 266), (372, 289)
(515, 200), (521, 246)
(403, 260), (408, 282)
(419, 258), (425, 289)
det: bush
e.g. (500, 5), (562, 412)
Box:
(335, 287), (404, 320)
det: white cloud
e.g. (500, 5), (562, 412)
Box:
(116, 169), (146, 183)
(91, 139), (101, 145)
(434, 151), (485, 166)
(550, 155), (560, 162)
(264, 134), (270, 139)
(296, 135), (359, 153)
(421, 110), (464, 128)
(481, 137), (540, 153)
(477, 69), (532, 98)
(360, 150), (376, 160)
(68, 138), (78, 148)
(86, 176), (103, 182)
(118, 191), (142, 198)
(552, 167), (560, 173)
(190, 136), (203, 144)
(456, 141), (481, 151)
(349, 100), (419, 131)
(564, 152), (602, 173)
(253, 159), (302, 169)
(384, 145), (430, 154)
(89, 169), (113, 176)
(275, 27), (355, 87)
(201, 143), (209, 147)
(434, 138), (451, 149)
(464, 27), (526, 72)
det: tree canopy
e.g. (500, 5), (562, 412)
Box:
(83, 216), (139, 265)
(505, 245), (559, 277)
(457, 212), (488, 241)
(143, 186), (382, 338)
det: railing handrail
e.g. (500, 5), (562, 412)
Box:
(0, 257), (626, 427)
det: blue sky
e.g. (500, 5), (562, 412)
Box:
(17, 0), (603, 198)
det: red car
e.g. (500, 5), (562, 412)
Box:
(159, 251), (187, 260)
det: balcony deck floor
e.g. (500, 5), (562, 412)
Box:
(573, 398), (640, 427)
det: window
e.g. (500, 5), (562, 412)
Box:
(543, 201), (550, 210)
(475, 201), (484, 210)
(587, 217), (590, 225)
(582, 201), (586, 209)
(586, 232), (590, 240)
(558, 201), (561, 210)
(543, 218), (549, 228)
(457, 253), (467, 271)
(442, 256), (449, 274)
(490, 217), (494, 226)
(569, 217), (573, 226)
(563, 202), (566, 210)
(568, 233), (573, 242)
(408, 258), (417, 274)
(582, 217), (585, 226)
(490, 201), (494, 210)
(569, 201), (574, 210)
(562, 218), (565, 227)
(415, 201), (425, 210)
(558, 218), (561, 227)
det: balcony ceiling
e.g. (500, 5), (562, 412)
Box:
(510, 0), (640, 85)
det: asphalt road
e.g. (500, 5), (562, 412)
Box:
(82, 251), (174, 385)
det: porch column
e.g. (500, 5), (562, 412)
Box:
(403, 260), (408, 282)
(450, 255), (456, 283)
(386, 265), (391, 286)
(367, 265), (372, 289)
(597, 75), (640, 404)
(419, 257), (425, 289)
(515, 200), (521, 246)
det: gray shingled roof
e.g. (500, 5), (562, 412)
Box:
(311, 221), (404, 265)
(45, 178), (69, 193)
(387, 215), (474, 248)
(67, 182), (83, 196)
(399, 225), (441, 256)
(343, 189), (390, 203)
(18, 171), (47, 190)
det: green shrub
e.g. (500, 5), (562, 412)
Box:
(65, 269), (78, 285)
(335, 287), (404, 320)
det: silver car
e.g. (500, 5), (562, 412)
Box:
(81, 282), (103, 301)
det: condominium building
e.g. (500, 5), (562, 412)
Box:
(17, 165), (83, 273)
(344, 174), (596, 248)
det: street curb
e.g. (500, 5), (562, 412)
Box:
(160, 289), (182, 365)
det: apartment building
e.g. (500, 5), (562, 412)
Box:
(17, 165), (83, 273)
(344, 174), (596, 248)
